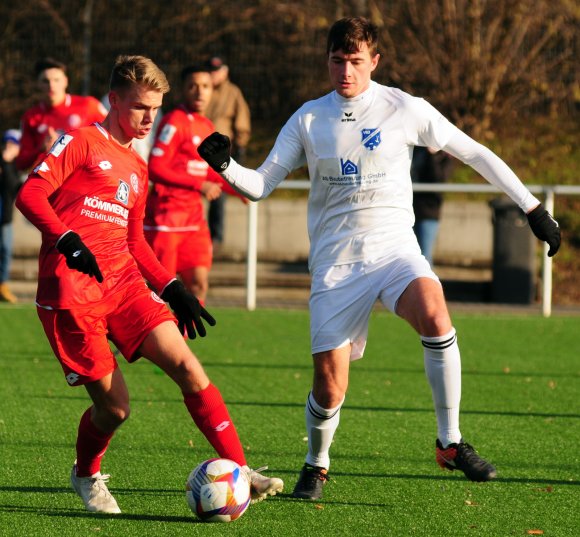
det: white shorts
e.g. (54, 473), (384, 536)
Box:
(309, 253), (439, 361)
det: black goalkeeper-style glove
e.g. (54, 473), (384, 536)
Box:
(198, 132), (231, 173)
(161, 280), (216, 339)
(56, 231), (103, 283)
(527, 204), (561, 257)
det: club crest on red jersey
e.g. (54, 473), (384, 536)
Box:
(115, 180), (130, 205)
(130, 173), (139, 194)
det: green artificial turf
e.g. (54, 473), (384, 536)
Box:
(0, 305), (578, 536)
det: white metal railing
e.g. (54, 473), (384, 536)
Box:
(244, 182), (580, 316)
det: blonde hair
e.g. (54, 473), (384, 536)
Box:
(109, 55), (170, 94)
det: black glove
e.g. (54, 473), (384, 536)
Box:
(198, 132), (231, 173)
(161, 280), (216, 339)
(56, 231), (103, 283)
(527, 204), (561, 257)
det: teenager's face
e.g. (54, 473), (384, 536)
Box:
(38, 68), (68, 105)
(328, 42), (379, 98)
(109, 84), (163, 142)
(183, 72), (213, 114)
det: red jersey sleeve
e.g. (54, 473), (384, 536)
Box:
(16, 110), (42, 171)
(15, 177), (69, 244)
(148, 113), (206, 191)
(15, 133), (90, 243)
(127, 193), (174, 293)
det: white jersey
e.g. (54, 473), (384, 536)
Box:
(223, 81), (539, 273)
(268, 82), (456, 270)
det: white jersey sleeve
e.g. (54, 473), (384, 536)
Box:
(221, 109), (308, 200)
(443, 129), (540, 212)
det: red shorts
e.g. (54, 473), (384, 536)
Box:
(37, 280), (176, 386)
(145, 224), (213, 274)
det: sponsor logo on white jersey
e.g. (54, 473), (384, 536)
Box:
(340, 159), (358, 175)
(98, 160), (113, 170)
(342, 112), (356, 122)
(158, 123), (176, 144)
(130, 173), (139, 194)
(33, 161), (50, 173)
(49, 134), (74, 157)
(115, 180), (130, 205)
(66, 372), (80, 385)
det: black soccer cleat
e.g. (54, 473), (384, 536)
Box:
(436, 439), (497, 482)
(292, 464), (329, 500)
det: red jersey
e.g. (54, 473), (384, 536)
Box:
(16, 94), (107, 171)
(145, 105), (239, 231)
(15, 124), (172, 308)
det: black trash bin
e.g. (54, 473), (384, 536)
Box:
(489, 197), (537, 304)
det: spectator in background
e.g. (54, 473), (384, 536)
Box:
(16, 57), (107, 171)
(204, 56), (251, 246)
(0, 129), (22, 303)
(411, 146), (453, 265)
(145, 64), (245, 304)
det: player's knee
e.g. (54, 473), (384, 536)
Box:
(171, 355), (208, 391)
(313, 377), (348, 408)
(419, 309), (452, 337)
(103, 403), (131, 427)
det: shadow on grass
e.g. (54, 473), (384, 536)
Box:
(26, 394), (580, 419)
(200, 361), (580, 380)
(0, 503), (196, 523)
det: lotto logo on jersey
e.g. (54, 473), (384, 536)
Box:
(33, 161), (50, 173)
(115, 180), (130, 205)
(49, 134), (74, 157)
(158, 123), (176, 144)
(361, 128), (381, 151)
(66, 372), (80, 385)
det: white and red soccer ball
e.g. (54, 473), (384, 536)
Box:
(186, 458), (251, 522)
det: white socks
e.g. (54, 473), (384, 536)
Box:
(304, 391), (344, 469)
(421, 328), (462, 447)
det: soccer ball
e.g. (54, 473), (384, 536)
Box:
(186, 458), (251, 522)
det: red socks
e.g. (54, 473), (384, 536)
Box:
(183, 383), (246, 467)
(75, 408), (114, 477)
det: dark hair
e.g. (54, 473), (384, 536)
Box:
(34, 57), (67, 78)
(326, 17), (379, 56)
(180, 64), (210, 82)
(109, 55), (170, 94)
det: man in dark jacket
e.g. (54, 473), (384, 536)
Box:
(0, 129), (22, 303)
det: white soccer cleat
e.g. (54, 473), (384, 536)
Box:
(242, 465), (284, 503)
(70, 464), (121, 514)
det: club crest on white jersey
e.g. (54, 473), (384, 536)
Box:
(361, 128), (381, 150)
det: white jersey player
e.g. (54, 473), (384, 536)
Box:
(199, 17), (561, 500)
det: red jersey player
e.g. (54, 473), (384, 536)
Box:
(16, 57), (107, 171)
(15, 55), (282, 514)
(145, 64), (244, 303)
